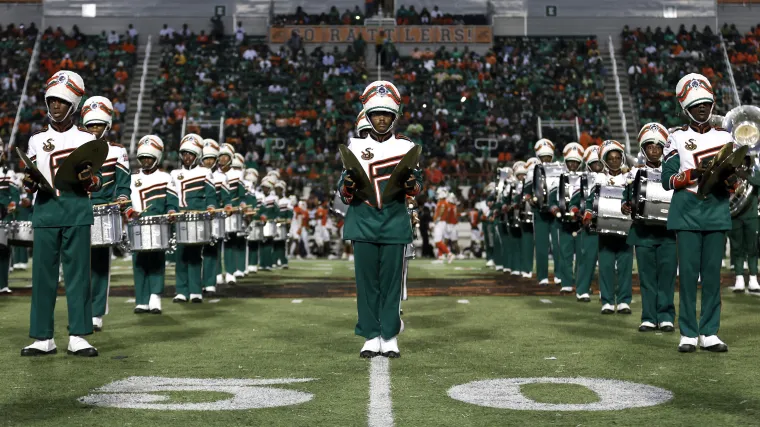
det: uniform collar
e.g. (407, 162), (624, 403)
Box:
(689, 122), (711, 134)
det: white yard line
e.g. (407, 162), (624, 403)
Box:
(368, 357), (394, 427)
(539, 299), (553, 304)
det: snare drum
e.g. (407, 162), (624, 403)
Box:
(211, 212), (226, 240)
(590, 185), (632, 236)
(274, 223), (288, 241)
(263, 222), (277, 239)
(247, 221), (264, 242)
(128, 216), (171, 251)
(533, 163), (567, 211)
(175, 212), (211, 245)
(558, 172), (583, 221)
(404, 242), (415, 260)
(631, 169), (672, 225)
(91, 204), (123, 247)
(8, 221), (34, 247)
(225, 210), (243, 234)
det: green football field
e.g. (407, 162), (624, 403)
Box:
(2, 259), (760, 426)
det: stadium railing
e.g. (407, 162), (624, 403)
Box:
(719, 33), (742, 108)
(608, 35), (630, 152)
(7, 32), (41, 154)
(130, 34), (151, 155)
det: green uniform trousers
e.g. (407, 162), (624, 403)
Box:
(175, 244), (202, 297)
(248, 241), (259, 268)
(132, 251), (165, 305)
(499, 226), (511, 271)
(508, 226), (522, 272)
(521, 224), (534, 274)
(598, 235), (633, 305)
(484, 223), (493, 263)
(274, 240), (288, 267)
(533, 210), (552, 281)
(728, 217), (758, 276)
(676, 230), (724, 338)
(550, 220), (563, 282)
(353, 241), (404, 340)
(557, 226), (582, 288)
(260, 240), (274, 269)
(635, 243), (677, 325)
(30, 226), (93, 339)
(576, 230), (598, 296)
(0, 245), (10, 289)
(202, 243), (220, 287)
(90, 246), (112, 317)
(224, 235), (247, 273)
(13, 246), (28, 264)
(492, 224), (503, 268)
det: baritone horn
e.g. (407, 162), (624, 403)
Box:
(723, 105), (760, 215)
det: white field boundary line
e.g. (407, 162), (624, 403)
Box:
(368, 357), (394, 427)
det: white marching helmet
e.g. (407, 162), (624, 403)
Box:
(232, 153), (245, 169)
(676, 73), (715, 124)
(638, 123), (669, 162)
(202, 138), (220, 160)
(435, 187), (449, 200)
(45, 70), (85, 123)
(525, 157), (540, 170)
(260, 177), (274, 189)
(600, 140), (626, 171)
(563, 142), (584, 163)
(485, 182), (496, 194)
(81, 96), (113, 132)
(244, 168), (259, 183)
(218, 143), (235, 166)
(179, 133), (204, 161)
(356, 110), (372, 135)
(513, 161), (528, 176)
(446, 191), (458, 204)
(137, 135), (164, 170)
(534, 138), (555, 159)
(361, 80), (402, 135)
(267, 169), (281, 180)
(274, 180), (286, 191)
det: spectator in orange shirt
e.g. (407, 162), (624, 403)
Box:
(114, 67), (129, 82)
(60, 54), (74, 69)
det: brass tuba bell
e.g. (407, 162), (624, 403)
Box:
(723, 105), (760, 214)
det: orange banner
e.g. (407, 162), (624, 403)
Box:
(269, 26), (493, 44)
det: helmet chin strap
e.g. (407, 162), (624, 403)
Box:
(46, 101), (75, 124)
(684, 103), (714, 125)
(369, 113), (397, 135)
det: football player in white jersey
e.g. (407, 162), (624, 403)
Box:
(128, 135), (178, 314)
(21, 70), (102, 357)
(662, 73), (734, 353)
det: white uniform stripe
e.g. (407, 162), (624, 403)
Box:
(368, 357), (394, 427)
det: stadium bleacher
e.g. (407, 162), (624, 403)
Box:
(722, 22), (760, 105)
(0, 23), (37, 146)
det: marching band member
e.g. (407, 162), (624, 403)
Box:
(244, 168), (260, 273)
(549, 143), (584, 294)
(338, 81), (422, 358)
(482, 182), (495, 267)
(11, 172), (31, 272)
(0, 159), (19, 294)
(82, 96), (131, 332)
(200, 139), (230, 293)
(170, 133), (217, 303)
(728, 154), (760, 293)
(520, 157), (539, 279)
(572, 146), (604, 302)
(231, 153), (249, 275)
(258, 177), (278, 271)
(22, 70), (102, 357)
(662, 73), (733, 352)
(218, 144), (246, 283)
(527, 139), (561, 285)
(582, 140), (633, 315)
(128, 135), (178, 314)
(622, 123), (677, 332)
(432, 188), (453, 263)
(488, 180), (504, 270)
(356, 110), (372, 139)
(509, 161), (528, 275)
(274, 180), (292, 268)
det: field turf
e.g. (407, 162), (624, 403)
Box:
(2, 259), (760, 426)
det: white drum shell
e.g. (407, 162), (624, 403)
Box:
(91, 204), (123, 247)
(0, 224), (8, 248)
(274, 223), (288, 241)
(128, 216), (171, 251)
(9, 221), (34, 247)
(225, 211), (242, 234)
(592, 186), (632, 236)
(247, 222), (264, 241)
(636, 170), (672, 224)
(263, 222), (277, 238)
(211, 212), (226, 239)
(175, 213), (212, 245)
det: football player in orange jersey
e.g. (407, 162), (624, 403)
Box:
(432, 187), (453, 262)
(468, 203), (482, 258)
(445, 192), (461, 259)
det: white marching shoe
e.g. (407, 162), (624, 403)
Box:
(348, 255), (354, 262)
(678, 335), (698, 353)
(495, 265), (503, 271)
(234, 270), (245, 278)
(0, 286), (12, 293)
(149, 294), (162, 314)
(699, 335), (728, 352)
(134, 304), (150, 313)
(511, 270), (521, 276)
(538, 278), (549, 286)
(92, 317), (103, 332)
(486, 259), (495, 268)
(360, 337), (381, 358)
(559, 286), (573, 294)
(601, 303), (615, 314)
(733, 275), (746, 293)
(576, 293), (590, 302)
(246, 265), (258, 274)
(446, 253), (455, 264)
(68, 336), (98, 357)
(504, 268), (512, 274)
(216, 274), (224, 285)
(748, 275), (760, 293)
(190, 293), (203, 303)
(203, 286), (217, 294)
(554, 277), (562, 285)
(616, 303), (632, 314)
(172, 294), (187, 303)
(521, 272), (532, 279)
(225, 273), (236, 285)
(21, 339), (57, 356)
(380, 336), (400, 358)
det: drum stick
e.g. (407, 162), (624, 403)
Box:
(93, 199), (132, 207)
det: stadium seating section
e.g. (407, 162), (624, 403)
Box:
(721, 23), (760, 106)
(0, 24), (37, 146)
(622, 24), (732, 128)
(272, 1), (487, 25)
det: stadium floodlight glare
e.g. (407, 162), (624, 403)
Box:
(82, 4), (97, 18)
(460, 97), (466, 103)
(423, 103), (427, 108)
(663, 6), (677, 18)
